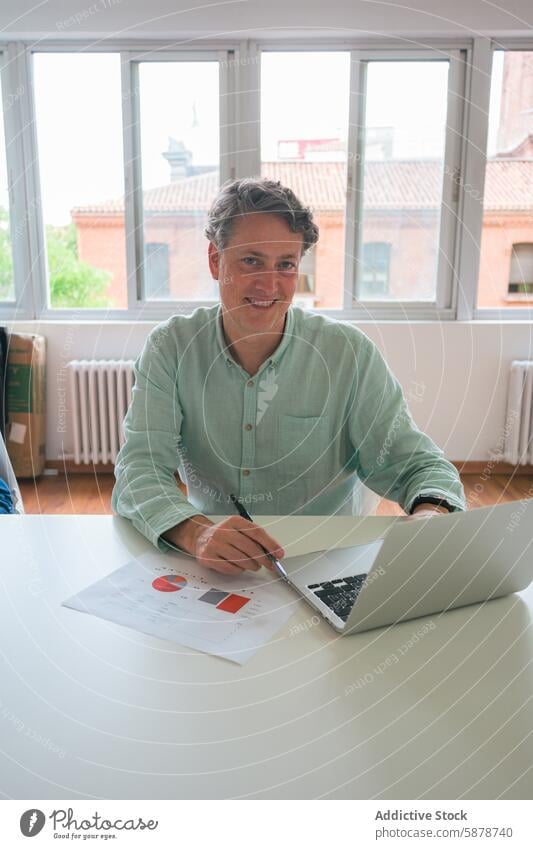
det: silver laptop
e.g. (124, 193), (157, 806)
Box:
(283, 499), (533, 634)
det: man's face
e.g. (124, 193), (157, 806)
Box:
(208, 212), (303, 337)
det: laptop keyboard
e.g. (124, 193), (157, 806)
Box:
(307, 575), (367, 622)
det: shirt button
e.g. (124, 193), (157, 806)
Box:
(244, 423), (252, 431)
(242, 469), (250, 476)
(247, 380), (254, 387)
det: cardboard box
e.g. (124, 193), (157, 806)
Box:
(6, 333), (46, 478)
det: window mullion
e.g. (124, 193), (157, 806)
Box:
(0, 44), (27, 316)
(236, 40), (260, 179)
(456, 37), (492, 320)
(121, 53), (144, 308)
(23, 46), (49, 316)
(7, 43), (48, 318)
(435, 50), (466, 311)
(344, 52), (366, 309)
(219, 49), (234, 184)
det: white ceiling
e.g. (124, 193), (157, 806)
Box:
(0, 0), (531, 39)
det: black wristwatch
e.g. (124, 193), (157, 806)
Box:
(409, 495), (455, 514)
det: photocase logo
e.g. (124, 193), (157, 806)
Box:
(19, 806), (159, 837)
(20, 809), (45, 837)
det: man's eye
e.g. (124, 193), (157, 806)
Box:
(280, 262), (297, 270)
(242, 257), (258, 265)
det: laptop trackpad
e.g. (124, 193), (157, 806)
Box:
(284, 540), (384, 588)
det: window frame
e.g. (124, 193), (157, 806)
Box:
(0, 43), (38, 319)
(19, 41), (239, 320)
(257, 42), (468, 320)
(0, 35), (529, 321)
(473, 38), (533, 320)
(343, 46), (466, 320)
(121, 47), (234, 316)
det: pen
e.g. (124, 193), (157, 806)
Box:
(229, 493), (290, 582)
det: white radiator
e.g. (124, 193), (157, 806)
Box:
(66, 360), (135, 465)
(503, 360), (533, 465)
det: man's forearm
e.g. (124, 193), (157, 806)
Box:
(162, 514), (215, 555)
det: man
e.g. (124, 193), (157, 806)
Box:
(112, 178), (465, 576)
(0, 478), (14, 514)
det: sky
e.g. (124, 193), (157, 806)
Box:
(0, 48), (511, 228)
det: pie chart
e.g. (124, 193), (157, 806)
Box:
(152, 574), (187, 593)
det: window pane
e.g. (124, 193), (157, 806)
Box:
(33, 53), (127, 309)
(0, 74), (15, 303)
(477, 51), (533, 309)
(138, 61), (220, 301)
(144, 243), (170, 298)
(358, 61), (449, 301)
(260, 51), (351, 310)
(362, 242), (391, 296)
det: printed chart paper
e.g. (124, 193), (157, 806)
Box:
(62, 551), (296, 664)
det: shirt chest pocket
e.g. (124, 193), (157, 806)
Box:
(277, 415), (330, 479)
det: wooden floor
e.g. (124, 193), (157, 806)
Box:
(18, 472), (533, 515)
(19, 473), (115, 514)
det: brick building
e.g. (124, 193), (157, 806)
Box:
(72, 157), (533, 310)
(71, 53), (533, 310)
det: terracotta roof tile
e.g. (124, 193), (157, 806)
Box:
(72, 159), (533, 216)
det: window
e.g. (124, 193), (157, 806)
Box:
(507, 244), (533, 298)
(33, 53), (127, 309)
(144, 243), (170, 299)
(0, 38), (523, 322)
(361, 242), (391, 297)
(354, 60), (451, 303)
(137, 60), (220, 302)
(0, 73), (14, 303)
(260, 51), (351, 310)
(477, 50), (533, 310)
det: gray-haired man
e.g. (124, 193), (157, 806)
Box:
(112, 178), (465, 576)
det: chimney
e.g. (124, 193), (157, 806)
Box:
(496, 52), (533, 156)
(162, 137), (192, 181)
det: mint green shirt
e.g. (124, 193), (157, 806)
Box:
(112, 304), (465, 549)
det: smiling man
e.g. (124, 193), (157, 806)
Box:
(112, 177), (465, 576)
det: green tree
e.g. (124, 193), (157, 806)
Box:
(0, 206), (14, 300)
(46, 222), (113, 308)
(0, 206), (114, 308)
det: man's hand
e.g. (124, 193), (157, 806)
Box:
(409, 503), (450, 520)
(164, 515), (285, 576)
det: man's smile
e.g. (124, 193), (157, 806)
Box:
(244, 297), (279, 309)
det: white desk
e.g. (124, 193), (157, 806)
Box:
(1, 514), (533, 800)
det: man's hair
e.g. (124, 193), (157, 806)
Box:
(204, 177), (319, 255)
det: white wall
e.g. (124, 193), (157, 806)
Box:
(3, 0), (533, 463)
(9, 318), (533, 463)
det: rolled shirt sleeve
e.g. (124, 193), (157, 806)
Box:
(111, 323), (203, 550)
(347, 332), (466, 513)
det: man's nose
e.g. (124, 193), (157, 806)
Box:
(254, 267), (283, 287)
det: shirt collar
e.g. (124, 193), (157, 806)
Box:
(215, 302), (295, 369)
